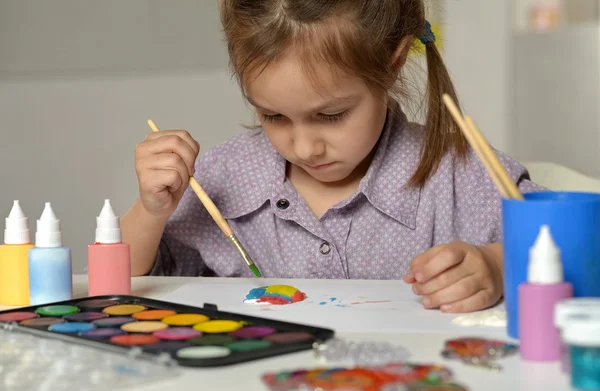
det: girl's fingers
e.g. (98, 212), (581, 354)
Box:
(439, 288), (495, 313)
(412, 264), (474, 296)
(403, 245), (447, 283)
(138, 132), (199, 176)
(145, 129), (200, 154)
(420, 274), (480, 309)
(411, 245), (466, 284)
(138, 153), (189, 195)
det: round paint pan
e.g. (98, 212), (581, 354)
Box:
(20, 317), (65, 328)
(63, 312), (108, 322)
(81, 328), (127, 338)
(188, 335), (236, 346)
(36, 305), (79, 317)
(103, 304), (147, 316)
(92, 316), (136, 328)
(176, 346), (231, 359)
(153, 327), (202, 341)
(76, 299), (120, 311)
(230, 326), (276, 339)
(264, 332), (315, 344)
(225, 339), (272, 352)
(161, 313), (209, 326)
(0, 312), (38, 322)
(132, 310), (177, 321)
(121, 321), (168, 333)
(193, 320), (243, 334)
(48, 322), (96, 334)
(110, 334), (160, 346)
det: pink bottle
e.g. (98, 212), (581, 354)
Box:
(519, 225), (573, 361)
(88, 199), (131, 296)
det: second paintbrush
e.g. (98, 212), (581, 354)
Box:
(146, 119), (262, 277)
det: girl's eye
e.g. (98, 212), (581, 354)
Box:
(260, 110), (349, 123)
(318, 110), (349, 122)
(261, 113), (283, 123)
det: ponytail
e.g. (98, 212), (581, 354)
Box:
(407, 42), (469, 188)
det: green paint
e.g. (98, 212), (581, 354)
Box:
(188, 335), (235, 346)
(250, 264), (262, 277)
(225, 339), (272, 352)
(35, 305), (79, 316)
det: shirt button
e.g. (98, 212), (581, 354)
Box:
(276, 199), (290, 210)
(319, 242), (332, 255)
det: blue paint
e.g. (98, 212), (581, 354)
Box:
(245, 286), (295, 303)
(28, 203), (72, 305)
(245, 287), (266, 300)
(319, 302), (327, 305)
(330, 297), (337, 302)
(49, 322), (95, 333)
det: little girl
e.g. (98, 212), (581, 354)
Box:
(122, 0), (545, 313)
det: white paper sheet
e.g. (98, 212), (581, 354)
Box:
(160, 279), (506, 334)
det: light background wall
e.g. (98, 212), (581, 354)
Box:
(0, 0), (573, 272)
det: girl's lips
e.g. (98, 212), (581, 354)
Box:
(306, 162), (334, 170)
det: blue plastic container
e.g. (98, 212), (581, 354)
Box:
(502, 192), (600, 339)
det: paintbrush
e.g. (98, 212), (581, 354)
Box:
(147, 120), (262, 277)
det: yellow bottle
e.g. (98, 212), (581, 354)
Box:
(0, 200), (33, 306)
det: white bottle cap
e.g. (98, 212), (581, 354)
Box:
(95, 199), (121, 244)
(561, 313), (600, 347)
(4, 200), (31, 245)
(35, 202), (62, 248)
(527, 225), (563, 284)
(555, 298), (600, 329)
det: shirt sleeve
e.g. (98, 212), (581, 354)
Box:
(148, 146), (226, 277)
(453, 148), (548, 245)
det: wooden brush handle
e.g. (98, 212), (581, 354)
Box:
(188, 177), (233, 237)
(464, 116), (523, 200)
(442, 95), (523, 200)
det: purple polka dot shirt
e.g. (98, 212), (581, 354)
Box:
(149, 108), (545, 278)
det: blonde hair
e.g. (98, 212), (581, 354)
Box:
(220, 0), (468, 187)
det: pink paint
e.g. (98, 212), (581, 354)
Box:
(0, 311), (38, 322)
(519, 225), (573, 361)
(519, 283), (572, 361)
(230, 326), (276, 339)
(87, 200), (131, 296)
(153, 327), (202, 341)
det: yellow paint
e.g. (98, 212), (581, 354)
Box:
(161, 313), (209, 326)
(263, 285), (299, 297)
(121, 321), (168, 333)
(193, 320), (243, 333)
(103, 304), (147, 316)
(411, 22), (444, 55)
(132, 310), (176, 320)
(0, 243), (34, 306)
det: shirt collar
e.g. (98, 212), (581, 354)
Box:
(357, 106), (421, 229)
(219, 104), (421, 230)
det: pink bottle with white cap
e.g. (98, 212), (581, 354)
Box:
(87, 199), (131, 296)
(519, 225), (573, 361)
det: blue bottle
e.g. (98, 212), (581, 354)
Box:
(28, 202), (72, 305)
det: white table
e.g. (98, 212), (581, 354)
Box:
(0, 276), (573, 391)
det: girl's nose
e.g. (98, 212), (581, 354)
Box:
(293, 130), (325, 162)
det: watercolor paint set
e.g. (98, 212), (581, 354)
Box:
(0, 295), (335, 368)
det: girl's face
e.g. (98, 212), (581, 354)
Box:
(246, 50), (388, 185)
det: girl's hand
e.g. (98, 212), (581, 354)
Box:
(135, 130), (200, 218)
(403, 242), (504, 313)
